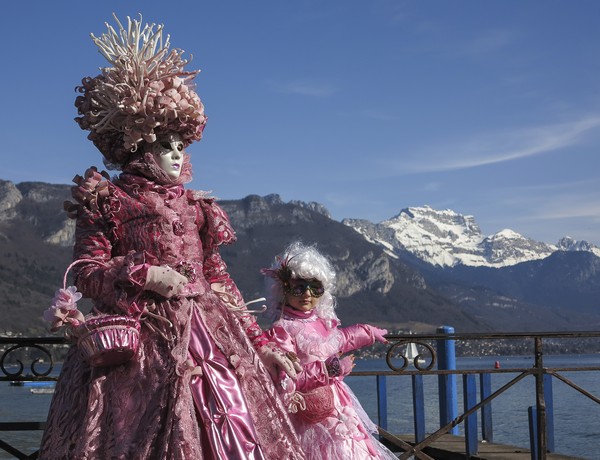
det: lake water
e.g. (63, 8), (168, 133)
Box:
(346, 354), (600, 459)
(1, 354), (599, 459)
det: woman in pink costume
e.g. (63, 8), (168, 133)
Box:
(262, 241), (398, 460)
(40, 15), (304, 460)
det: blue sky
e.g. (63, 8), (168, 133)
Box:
(2, 1), (600, 245)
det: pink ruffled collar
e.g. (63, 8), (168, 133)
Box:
(282, 306), (317, 320)
(117, 173), (185, 201)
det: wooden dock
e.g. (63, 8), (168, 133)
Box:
(380, 432), (584, 460)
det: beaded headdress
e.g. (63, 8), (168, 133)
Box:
(75, 13), (207, 168)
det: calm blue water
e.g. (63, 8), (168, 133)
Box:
(1, 355), (599, 459)
(346, 354), (600, 459)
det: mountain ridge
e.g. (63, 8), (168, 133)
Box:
(1, 178), (599, 334)
(343, 205), (600, 268)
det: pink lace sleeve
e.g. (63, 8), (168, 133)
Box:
(68, 168), (153, 316)
(200, 199), (269, 348)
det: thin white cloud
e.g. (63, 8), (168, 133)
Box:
(507, 178), (599, 194)
(361, 109), (396, 121)
(449, 29), (519, 58)
(397, 23), (519, 60)
(268, 79), (338, 97)
(394, 116), (600, 174)
(489, 182), (600, 222)
(421, 181), (442, 192)
(533, 196), (600, 221)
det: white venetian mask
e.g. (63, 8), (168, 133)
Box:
(151, 133), (185, 179)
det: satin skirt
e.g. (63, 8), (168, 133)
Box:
(188, 307), (266, 459)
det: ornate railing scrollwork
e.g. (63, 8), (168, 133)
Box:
(0, 337), (66, 381)
(386, 339), (436, 372)
(1, 343), (54, 379)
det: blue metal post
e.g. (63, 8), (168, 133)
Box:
(412, 374), (426, 442)
(376, 375), (388, 430)
(463, 374), (478, 457)
(480, 373), (493, 442)
(544, 374), (555, 452)
(437, 325), (458, 434)
(528, 406), (538, 460)
(463, 374), (478, 458)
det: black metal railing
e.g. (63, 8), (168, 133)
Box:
(2, 331), (600, 459)
(0, 336), (65, 459)
(353, 330), (600, 460)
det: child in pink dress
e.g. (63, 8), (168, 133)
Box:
(262, 241), (398, 460)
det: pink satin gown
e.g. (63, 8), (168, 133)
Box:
(40, 170), (304, 459)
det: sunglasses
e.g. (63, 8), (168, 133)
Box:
(285, 279), (325, 298)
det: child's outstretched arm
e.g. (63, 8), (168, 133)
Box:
(339, 324), (388, 354)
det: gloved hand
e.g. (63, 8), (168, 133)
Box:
(144, 266), (187, 298)
(340, 324), (389, 354)
(258, 345), (303, 381)
(368, 325), (389, 344)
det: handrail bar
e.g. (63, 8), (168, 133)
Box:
(2, 330), (600, 459)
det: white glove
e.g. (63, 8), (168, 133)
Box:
(144, 266), (187, 298)
(258, 345), (302, 381)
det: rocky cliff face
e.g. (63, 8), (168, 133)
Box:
(218, 194), (428, 299)
(0, 181), (74, 245)
(0, 180), (23, 220)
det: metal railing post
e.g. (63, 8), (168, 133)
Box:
(437, 325), (458, 434)
(376, 375), (388, 430)
(463, 374), (478, 457)
(412, 374), (426, 442)
(480, 373), (493, 442)
(544, 373), (555, 452)
(534, 337), (547, 460)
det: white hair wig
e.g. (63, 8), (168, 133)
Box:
(262, 241), (339, 325)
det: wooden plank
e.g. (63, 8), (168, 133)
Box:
(389, 434), (584, 460)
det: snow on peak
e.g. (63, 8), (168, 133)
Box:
(557, 236), (600, 257)
(382, 206), (488, 267)
(343, 205), (599, 268)
(491, 229), (522, 239)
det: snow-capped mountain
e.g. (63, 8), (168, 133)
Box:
(343, 205), (600, 268)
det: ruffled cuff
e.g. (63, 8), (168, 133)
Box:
(111, 251), (158, 316)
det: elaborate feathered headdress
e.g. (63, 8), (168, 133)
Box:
(75, 13), (207, 168)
